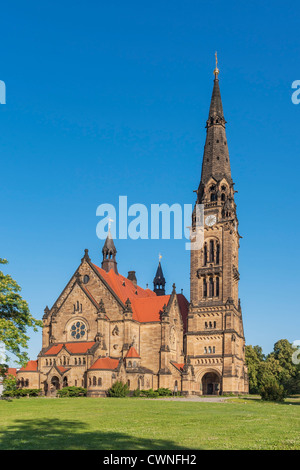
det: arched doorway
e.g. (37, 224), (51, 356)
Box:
(50, 376), (60, 396)
(201, 372), (221, 396)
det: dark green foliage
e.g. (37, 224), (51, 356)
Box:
(0, 258), (42, 368)
(2, 388), (41, 398)
(57, 386), (87, 397)
(140, 389), (160, 398)
(260, 381), (286, 402)
(107, 381), (129, 398)
(246, 340), (300, 397)
(156, 388), (173, 396)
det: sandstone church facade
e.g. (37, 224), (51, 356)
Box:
(16, 65), (249, 396)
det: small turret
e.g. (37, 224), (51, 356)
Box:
(153, 255), (166, 296)
(101, 229), (118, 274)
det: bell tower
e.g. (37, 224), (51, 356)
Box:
(186, 56), (248, 395)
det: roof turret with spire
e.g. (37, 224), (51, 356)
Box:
(153, 254), (166, 296)
(101, 228), (118, 274)
(197, 53), (233, 202)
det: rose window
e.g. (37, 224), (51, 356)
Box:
(71, 321), (86, 340)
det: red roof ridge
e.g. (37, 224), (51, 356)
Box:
(18, 360), (38, 372)
(125, 346), (140, 358)
(45, 341), (96, 356)
(89, 357), (120, 371)
(171, 361), (185, 372)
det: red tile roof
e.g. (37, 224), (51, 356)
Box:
(125, 347), (140, 358)
(56, 366), (68, 374)
(6, 368), (17, 377)
(92, 264), (189, 328)
(45, 342), (95, 356)
(89, 357), (120, 370)
(18, 360), (38, 372)
(171, 362), (185, 372)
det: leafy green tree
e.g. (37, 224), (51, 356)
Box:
(0, 258), (42, 373)
(2, 373), (17, 393)
(267, 340), (299, 394)
(245, 345), (265, 393)
(107, 381), (129, 397)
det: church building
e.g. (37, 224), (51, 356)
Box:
(16, 62), (248, 396)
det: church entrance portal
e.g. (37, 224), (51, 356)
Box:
(201, 372), (221, 395)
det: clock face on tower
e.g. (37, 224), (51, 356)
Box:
(205, 215), (217, 227)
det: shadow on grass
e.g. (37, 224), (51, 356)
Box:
(0, 418), (190, 450)
(234, 396), (300, 406)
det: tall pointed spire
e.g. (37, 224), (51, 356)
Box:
(101, 229), (118, 274)
(153, 254), (166, 296)
(198, 54), (232, 196)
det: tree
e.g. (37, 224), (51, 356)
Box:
(2, 373), (17, 394)
(107, 381), (129, 397)
(245, 345), (265, 394)
(0, 258), (42, 373)
(267, 340), (299, 394)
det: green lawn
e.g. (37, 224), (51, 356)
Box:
(0, 396), (299, 450)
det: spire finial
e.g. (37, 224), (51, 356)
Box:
(214, 51), (219, 79)
(159, 253), (162, 263)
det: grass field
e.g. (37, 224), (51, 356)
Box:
(0, 396), (299, 450)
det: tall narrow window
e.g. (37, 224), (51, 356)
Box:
(209, 277), (214, 297)
(216, 244), (220, 264)
(204, 244), (207, 266)
(216, 277), (220, 297)
(210, 240), (214, 263)
(203, 278), (207, 298)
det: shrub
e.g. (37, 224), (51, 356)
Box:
(2, 388), (41, 398)
(260, 382), (286, 402)
(107, 381), (129, 398)
(132, 388), (141, 397)
(57, 386), (87, 397)
(139, 389), (159, 398)
(157, 388), (172, 397)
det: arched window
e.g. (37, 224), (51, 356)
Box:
(75, 380), (77, 386)
(128, 361), (132, 367)
(221, 193), (226, 201)
(208, 346), (212, 354)
(209, 321), (212, 328)
(78, 358), (81, 365)
(75, 358), (77, 365)
(214, 321), (216, 328)
(133, 361), (137, 368)
(216, 244), (220, 264)
(203, 278), (207, 298)
(211, 193), (217, 202)
(127, 380), (130, 387)
(209, 277), (214, 297)
(89, 377), (91, 386)
(98, 377), (102, 386)
(25, 379), (29, 387)
(93, 376), (96, 386)
(216, 277), (220, 297)
(204, 244), (207, 266)
(204, 347), (207, 354)
(209, 240), (214, 263)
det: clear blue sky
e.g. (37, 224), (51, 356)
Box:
(1, 0), (299, 364)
